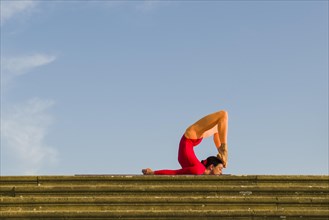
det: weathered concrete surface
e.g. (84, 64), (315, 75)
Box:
(1, 175), (328, 219)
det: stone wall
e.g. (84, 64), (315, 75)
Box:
(1, 175), (328, 219)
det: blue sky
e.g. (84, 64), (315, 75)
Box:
(1, 0), (328, 175)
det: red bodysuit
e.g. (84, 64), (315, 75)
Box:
(154, 135), (206, 175)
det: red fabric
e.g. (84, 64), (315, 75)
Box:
(154, 135), (205, 175)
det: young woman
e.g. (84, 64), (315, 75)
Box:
(142, 110), (228, 175)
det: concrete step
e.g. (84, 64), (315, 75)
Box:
(2, 175), (328, 186)
(1, 186), (328, 198)
(2, 196), (327, 211)
(1, 175), (328, 219)
(2, 210), (329, 219)
(1, 198), (328, 212)
(3, 195), (328, 204)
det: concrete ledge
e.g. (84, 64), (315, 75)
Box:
(1, 175), (328, 219)
(2, 210), (329, 219)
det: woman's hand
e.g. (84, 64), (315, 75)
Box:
(142, 168), (154, 175)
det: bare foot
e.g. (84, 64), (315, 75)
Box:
(142, 168), (154, 175)
(217, 143), (228, 168)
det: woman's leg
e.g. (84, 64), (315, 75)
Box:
(184, 110), (228, 167)
(185, 110), (228, 143)
(178, 136), (202, 168)
(216, 111), (228, 144)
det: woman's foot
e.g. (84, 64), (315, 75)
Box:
(217, 143), (228, 168)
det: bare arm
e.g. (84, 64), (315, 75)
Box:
(142, 166), (205, 175)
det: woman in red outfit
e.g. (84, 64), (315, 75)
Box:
(142, 110), (228, 175)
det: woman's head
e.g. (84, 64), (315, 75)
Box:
(201, 156), (224, 175)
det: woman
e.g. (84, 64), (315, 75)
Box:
(142, 110), (228, 175)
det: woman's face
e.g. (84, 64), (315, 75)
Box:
(211, 163), (224, 175)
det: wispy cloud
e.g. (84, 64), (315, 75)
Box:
(136, 0), (162, 12)
(2, 54), (56, 76)
(99, 0), (167, 12)
(0, 0), (37, 25)
(1, 1), (58, 175)
(1, 53), (58, 174)
(2, 98), (58, 175)
(1, 53), (56, 88)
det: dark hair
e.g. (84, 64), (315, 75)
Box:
(201, 156), (223, 168)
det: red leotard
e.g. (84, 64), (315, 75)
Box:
(154, 135), (205, 175)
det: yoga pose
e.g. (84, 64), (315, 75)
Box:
(142, 110), (228, 175)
